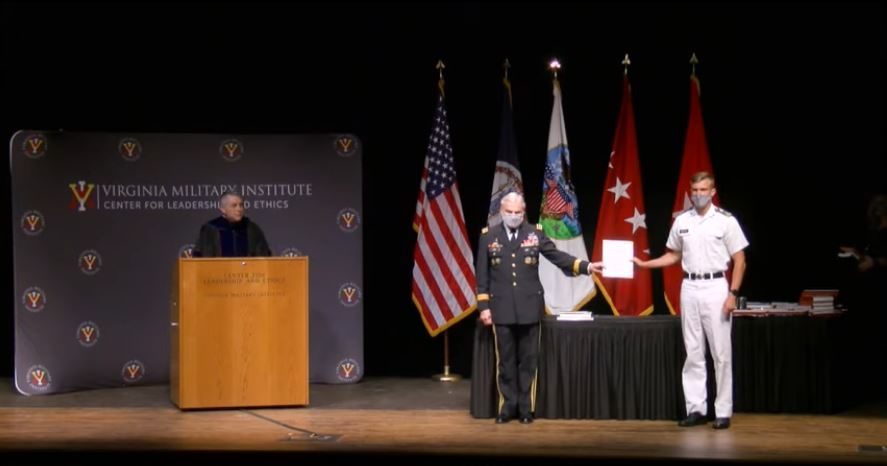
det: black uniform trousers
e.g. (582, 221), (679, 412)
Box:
(476, 222), (590, 419)
(493, 322), (540, 418)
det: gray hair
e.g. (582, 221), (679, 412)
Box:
(219, 191), (243, 206)
(500, 192), (526, 209)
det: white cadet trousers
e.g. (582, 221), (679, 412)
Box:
(680, 277), (732, 418)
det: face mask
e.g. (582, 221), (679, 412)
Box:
(502, 213), (524, 229)
(691, 194), (712, 209)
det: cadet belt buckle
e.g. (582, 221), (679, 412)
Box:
(683, 271), (725, 280)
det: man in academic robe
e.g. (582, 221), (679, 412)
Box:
(194, 191), (272, 257)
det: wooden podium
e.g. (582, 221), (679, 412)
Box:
(170, 257), (309, 409)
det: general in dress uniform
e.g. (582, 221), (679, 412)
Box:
(475, 192), (600, 424)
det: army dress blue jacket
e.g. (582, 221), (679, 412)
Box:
(475, 222), (591, 325)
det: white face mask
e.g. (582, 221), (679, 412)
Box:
(502, 213), (524, 229)
(691, 194), (712, 209)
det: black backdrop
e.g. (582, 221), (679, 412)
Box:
(2, 2), (883, 381)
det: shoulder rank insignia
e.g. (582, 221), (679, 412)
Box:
(536, 223), (543, 231)
(715, 207), (732, 217)
(481, 226), (489, 234)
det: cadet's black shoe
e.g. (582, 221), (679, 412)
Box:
(677, 412), (707, 427)
(712, 417), (731, 429)
(495, 415), (510, 424)
(519, 414), (534, 424)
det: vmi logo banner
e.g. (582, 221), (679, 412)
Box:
(12, 130), (363, 394)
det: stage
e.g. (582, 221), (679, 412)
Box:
(1, 377), (885, 465)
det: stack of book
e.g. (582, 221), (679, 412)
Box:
(799, 289), (839, 313)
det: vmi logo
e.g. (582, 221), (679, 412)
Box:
(118, 137), (142, 161)
(122, 360), (145, 383)
(178, 244), (196, 258)
(219, 139), (244, 162)
(20, 210), (45, 235)
(77, 321), (100, 347)
(336, 358), (361, 383)
(26, 365), (52, 391)
(338, 282), (362, 307)
(22, 134), (47, 159)
(22, 287), (47, 313)
(334, 135), (358, 157)
(281, 247), (302, 257)
(69, 181), (97, 211)
(78, 250), (102, 275)
(337, 208), (360, 232)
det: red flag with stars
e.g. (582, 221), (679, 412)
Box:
(662, 74), (720, 315)
(591, 75), (654, 316)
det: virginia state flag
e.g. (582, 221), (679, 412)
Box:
(663, 73), (720, 315)
(487, 73), (523, 227)
(538, 78), (595, 314)
(591, 75), (654, 316)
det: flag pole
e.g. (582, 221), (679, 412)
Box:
(433, 330), (461, 382)
(430, 58), (461, 383)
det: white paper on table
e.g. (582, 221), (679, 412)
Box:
(602, 240), (634, 279)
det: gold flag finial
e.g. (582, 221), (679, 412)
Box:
(549, 58), (561, 80)
(622, 53), (631, 76)
(503, 59), (513, 107)
(689, 53), (699, 76)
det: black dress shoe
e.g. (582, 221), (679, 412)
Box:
(677, 412), (707, 427)
(712, 417), (731, 429)
(495, 415), (510, 424)
(519, 415), (534, 424)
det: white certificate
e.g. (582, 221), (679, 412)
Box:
(602, 240), (634, 279)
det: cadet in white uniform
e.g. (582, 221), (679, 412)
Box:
(634, 172), (748, 430)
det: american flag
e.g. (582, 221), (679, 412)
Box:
(411, 84), (477, 336)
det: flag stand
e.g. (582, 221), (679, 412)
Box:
(432, 331), (461, 382)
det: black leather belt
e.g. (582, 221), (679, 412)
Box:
(683, 271), (725, 280)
